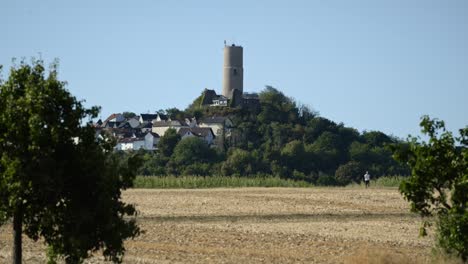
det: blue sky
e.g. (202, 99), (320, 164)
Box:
(2, 0), (467, 138)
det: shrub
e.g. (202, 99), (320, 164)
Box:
(392, 116), (468, 261)
(316, 174), (340, 186)
(335, 161), (363, 185)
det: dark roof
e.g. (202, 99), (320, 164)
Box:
(178, 127), (214, 138)
(177, 127), (190, 135)
(201, 89), (217, 105)
(140, 114), (158, 122)
(147, 132), (160, 138)
(213, 95), (227, 101)
(200, 116), (227, 124)
(117, 137), (144, 143)
(157, 114), (168, 121)
(134, 131), (146, 138)
(118, 122), (131, 129)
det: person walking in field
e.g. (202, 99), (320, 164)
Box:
(364, 171), (371, 188)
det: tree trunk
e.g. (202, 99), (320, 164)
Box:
(12, 206), (23, 264)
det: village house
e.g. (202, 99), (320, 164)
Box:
(211, 95), (228, 106)
(98, 112), (234, 151)
(198, 116), (233, 137)
(115, 137), (145, 151)
(127, 116), (141, 128)
(114, 131), (160, 151)
(139, 113), (158, 123)
(152, 119), (188, 136)
(138, 122), (152, 133)
(185, 117), (198, 128)
(178, 127), (215, 145)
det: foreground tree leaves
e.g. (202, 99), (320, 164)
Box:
(0, 59), (141, 263)
(392, 116), (468, 261)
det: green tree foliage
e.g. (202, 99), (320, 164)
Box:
(221, 148), (262, 176)
(308, 132), (344, 173)
(158, 128), (181, 157)
(335, 161), (364, 185)
(122, 111), (136, 119)
(165, 107), (186, 120)
(170, 137), (217, 175)
(303, 117), (338, 144)
(186, 90), (205, 111)
(171, 137), (215, 166)
(258, 86), (299, 124)
(362, 131), (393, 147)
(138, 151), (167, 176)
(280, 140), (307, 172)
(0, 59), (141, 263)
(392, 116), (468, 260)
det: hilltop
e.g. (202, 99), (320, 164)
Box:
(96, 86), (408, 184)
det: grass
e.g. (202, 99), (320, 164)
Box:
(347, 176), (407, 188)
(133, 175), (314, 189)
(344, 246), (464, 264)
(133, 175), (407, 189)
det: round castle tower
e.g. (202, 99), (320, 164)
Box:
(222, 44), (243, 99)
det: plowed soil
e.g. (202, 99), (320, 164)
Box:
(0, 187), (434, 263)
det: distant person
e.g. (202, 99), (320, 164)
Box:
(364, 171), (371, 188)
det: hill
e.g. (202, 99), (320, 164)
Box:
(129, 86), (409, 184)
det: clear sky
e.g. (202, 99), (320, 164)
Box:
(2, 0), (467, 138)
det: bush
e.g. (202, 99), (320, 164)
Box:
(437, 212), (468, 259)
(181, 163), (212, 176)
(392, 116), (468, 261)
(316, 174), (340, 186)
(335, 161), (363, 185)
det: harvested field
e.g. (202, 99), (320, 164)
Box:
(0, 187), (436, 263)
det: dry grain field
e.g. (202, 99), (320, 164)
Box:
(0, 187), (437, 263)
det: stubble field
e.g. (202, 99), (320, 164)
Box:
(0, 187), (435, 263)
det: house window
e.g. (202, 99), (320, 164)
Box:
(233, 69), (237, 76)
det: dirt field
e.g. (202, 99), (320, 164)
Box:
(0, 187), (435, 263)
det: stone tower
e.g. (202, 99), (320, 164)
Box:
(222, 44), (243, 99)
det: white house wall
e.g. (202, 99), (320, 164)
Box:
(144, 134), (158, 150)
(133, 141), (145, 150)
(152, 126), (184, 136)
(152, 127), (170, 136)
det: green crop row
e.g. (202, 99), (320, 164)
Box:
(133, 175), (407, 189)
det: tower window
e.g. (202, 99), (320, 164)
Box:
(233, 69), (237, 76)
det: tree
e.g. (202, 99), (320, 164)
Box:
(158, 128), (181, 157)
(171, 137), (215, 166)
(0, 59), (141, 263)
(258, 86), (299, 124)
(165, 107), (185, 120)
(122, 111), (136, 119)
(222, 148), (257, 176)
(392, 116), (468, 260)
(362, 130), (393, 147)
(335, 161), (363, 185)
(308, 132), (344, 173)
(303, 117), (338, 144)
(280, 140), (307, 172)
